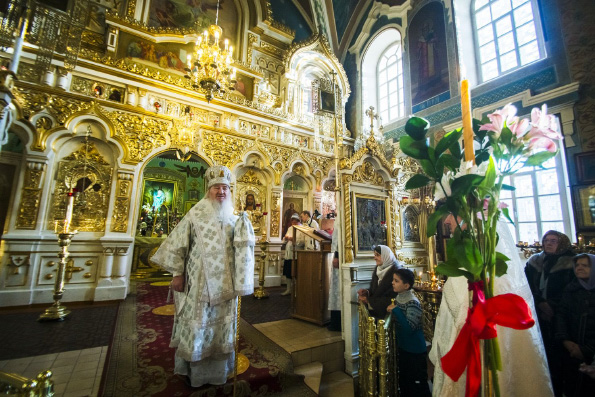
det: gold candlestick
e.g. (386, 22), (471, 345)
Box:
(40, 193), (77, 321)
(253, 239), (269, 299)
(39, 230), (77, 321)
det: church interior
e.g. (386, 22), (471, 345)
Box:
(0, 0), (594, 396)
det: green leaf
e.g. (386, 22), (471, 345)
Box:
(450, 174), (485, 197)
(445, 237), (482, 277)
(428, 146), (436, 163)
(475, 150), (490, 166)
(525, 150), (557, 167)
(501, 126), (513, 146)
(473, 119), (487, 141)
(405, 117), (430, 141)
(426, 206), (448, 237)
(501, 207), (514, 225)
(435, 263), (472, 279)
(449, 138), (462, 160)
(440, 153), (460, 172)
(479, 157), (496, 189)
(495, 251), (510, 277)
(419, 159), (437, 179)
(435, 129), (463, 156)
(400, 135), (429, 159)
(405, 174), (431, 190)
(501, 183), (515, 191)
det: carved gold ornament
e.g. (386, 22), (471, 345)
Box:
(202, 131), (254, 168)
(16, 162), (46, 229)
(111, 174), (133, 233)
(105, 110), (172, 164)
(48, 141), (113, 232)
(352, 161), (384, 186)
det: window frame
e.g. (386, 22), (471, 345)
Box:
(376, 42), (404, 124)
(472, 0), (547, 82)
(500, 150), (574, 244)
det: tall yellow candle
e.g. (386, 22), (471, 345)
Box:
(65, 193), (74, 232)
(461, 79), (475, 163)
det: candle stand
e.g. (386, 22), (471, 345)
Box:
(253, 238), (269, 299)
(39, 230), (77, 321)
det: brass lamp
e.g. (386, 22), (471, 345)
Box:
(184, 0), (236, 103)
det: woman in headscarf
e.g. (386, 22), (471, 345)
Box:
(525, 230), (575, 396)
(555, 254), (595, 397)
(357, 245), (403, 319)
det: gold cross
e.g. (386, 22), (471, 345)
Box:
(365, 106), (377, 130)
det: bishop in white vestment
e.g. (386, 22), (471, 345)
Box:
(151, 165), (255, 388)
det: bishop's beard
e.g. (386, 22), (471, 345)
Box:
(195, 195), (235, 222)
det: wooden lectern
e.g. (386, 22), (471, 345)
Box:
(291, 225), (332, 325)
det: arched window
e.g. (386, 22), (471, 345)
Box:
(362, 28), (404, 127)
(377, 43), (404, 123)
(473, 0), (545, 81)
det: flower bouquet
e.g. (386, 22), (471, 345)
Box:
(399, 104), (562, 396)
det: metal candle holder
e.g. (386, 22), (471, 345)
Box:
(39, 229), (77, 321)
(253, 239), (269, 299)
(39, 193), (76, 321)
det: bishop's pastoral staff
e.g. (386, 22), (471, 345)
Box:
(151, 165), (255, 388)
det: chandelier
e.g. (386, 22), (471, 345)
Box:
(184, 0), (237, 103)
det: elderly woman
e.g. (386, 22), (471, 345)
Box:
(357, 245), (403, 319)
(555, 254), (595, 397)
(525, 230), (575, 396)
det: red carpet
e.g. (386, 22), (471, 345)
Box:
(102, 282), (315, 396)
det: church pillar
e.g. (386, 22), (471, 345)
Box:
(126, 87), (137, 106)
(98, 247), (114, 286)
(95, 242), (130, 301)
(112, 246), (130, 287)
(56, 67), (69, 90)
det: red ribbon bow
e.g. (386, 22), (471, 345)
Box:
(441, 281), (535, 397)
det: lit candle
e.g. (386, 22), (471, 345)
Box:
(54, 220), (59, 234)
(224, 39), (229, 50)
(65, 192), (74, 232)
(461, 79), (475, 164)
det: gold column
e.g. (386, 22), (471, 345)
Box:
(358, 302), (368, 395)
(377, 319), (389, 397)
(270, 190), (281, 239)
(342, 174), (353, 263)
(387, 183), (399, 253)
(253, 239), (269, 299)
(16, 161), (46, 229)
(366, 317), (377, 397)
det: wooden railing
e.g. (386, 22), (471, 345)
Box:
(0, 370), (54, 396)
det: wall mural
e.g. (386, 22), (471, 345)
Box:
(409, 2), (450, 111)
(148, 0), (238, 44)
(119, 32), (191, 73)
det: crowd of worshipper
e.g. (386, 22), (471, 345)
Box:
(525, 231), (595, 397)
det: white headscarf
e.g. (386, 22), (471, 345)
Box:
(376, 245), (400, 283)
